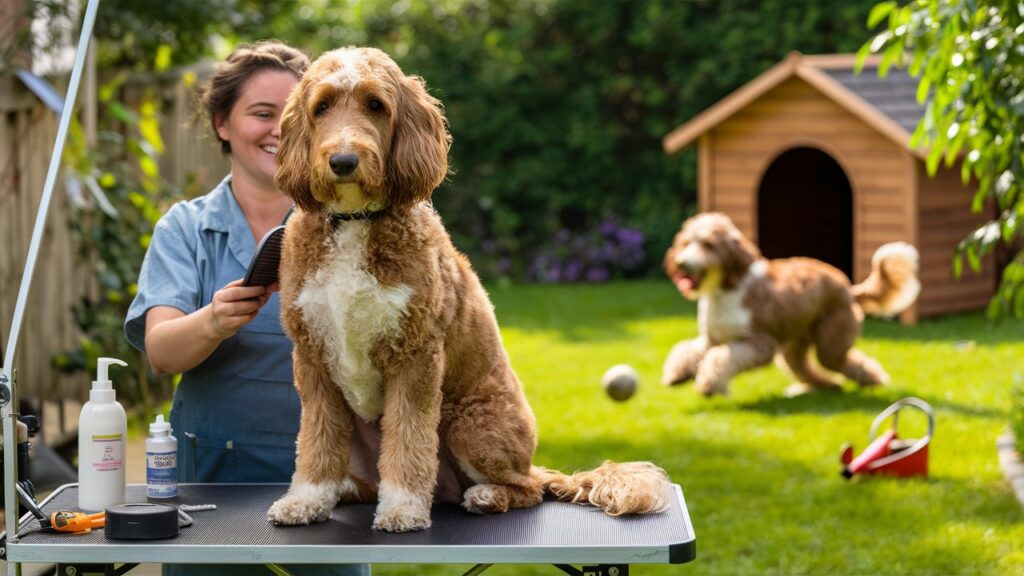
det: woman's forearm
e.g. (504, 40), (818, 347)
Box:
(144, 306), (227, 375)
(143, 281), (268, 375)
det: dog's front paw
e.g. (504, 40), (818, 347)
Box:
(373, 482), (432, 532)
(694, 346), (732, 396)
(694, 367), (729, 396)
(268, 495), (331, 525)
(372, 503), (431, 532)
(267, 489), (334, 526)
(661, 339), (707, 386)
(661, 362), (695, 387)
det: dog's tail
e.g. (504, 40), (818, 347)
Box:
(851, 242), (921, 317)
(532, 460), (672, 516)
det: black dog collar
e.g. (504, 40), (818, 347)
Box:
(326, 210), (385, 227)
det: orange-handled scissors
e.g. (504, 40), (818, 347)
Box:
(50, 510), (105, 533)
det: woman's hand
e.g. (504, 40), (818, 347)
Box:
(207, 279), (272, 339)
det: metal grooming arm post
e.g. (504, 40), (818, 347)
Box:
(1, 1), (100, 573)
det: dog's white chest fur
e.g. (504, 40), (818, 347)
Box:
(295, 222), (413, 422)
(698, 260), (766, 343)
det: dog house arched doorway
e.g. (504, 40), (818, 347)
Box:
(757, 146), (853, 279)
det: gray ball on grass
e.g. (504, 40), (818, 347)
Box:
(602, 364), (639, 402)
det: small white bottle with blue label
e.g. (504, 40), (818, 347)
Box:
(146, 414), (177, 499)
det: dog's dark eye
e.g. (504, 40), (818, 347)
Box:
(314, 101), (330, 117)
(367, 98), (384, 112)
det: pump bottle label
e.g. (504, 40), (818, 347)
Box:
(91, 433), (124, 471)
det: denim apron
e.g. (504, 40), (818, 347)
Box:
(169, 292), (300, 484)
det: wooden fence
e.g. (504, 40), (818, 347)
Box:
(0, 67), (227, 407)
(0, 73), (88, 405)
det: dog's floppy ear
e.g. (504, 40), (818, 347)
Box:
(719, 227), (761, 289)
(387, 74), (451, 207)
(275, 81), (322, 212)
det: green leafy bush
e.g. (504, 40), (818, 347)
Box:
(861, 0), (1024, 320)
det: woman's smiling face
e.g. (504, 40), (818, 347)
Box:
(216, 69), (300, 191)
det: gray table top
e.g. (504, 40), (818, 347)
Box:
(7, 483), (696, 565)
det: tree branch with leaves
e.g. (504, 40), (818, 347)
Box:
(860, 0), (1024, 320)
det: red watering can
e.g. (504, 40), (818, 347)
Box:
(840, 397), (934, 479)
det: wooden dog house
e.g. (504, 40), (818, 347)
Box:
(663, 52), (996, 319)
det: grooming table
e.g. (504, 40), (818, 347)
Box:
(4, 484), (695, 574)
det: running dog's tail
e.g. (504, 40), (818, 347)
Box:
(532, 461), (671, 516)
(851, 242), (921, 317)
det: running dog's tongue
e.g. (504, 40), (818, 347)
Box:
(673, 273), (693, 293)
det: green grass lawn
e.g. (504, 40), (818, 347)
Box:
(381, 279), (1024, 575)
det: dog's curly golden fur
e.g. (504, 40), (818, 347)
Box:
(265, 47), (670, 533)
(662, 212), (920, 397)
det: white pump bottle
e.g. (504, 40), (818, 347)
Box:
(78, 357), (128, 511)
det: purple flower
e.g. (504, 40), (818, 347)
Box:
(618, 228), (644, 247)
(562, 259), (582, 282)
(527, 219), (646, 283)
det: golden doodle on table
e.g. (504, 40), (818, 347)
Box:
(662, 212), (920, 398)
(265, 47), (670, 533)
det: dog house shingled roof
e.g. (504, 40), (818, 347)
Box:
(822, 66), (924, 135)
(661, 51), (997, 318)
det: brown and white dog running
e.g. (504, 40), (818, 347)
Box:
(265, 47), (670, 533)
(662, 212), (920, 397)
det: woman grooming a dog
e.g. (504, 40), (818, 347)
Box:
(124, 41), (368, 576)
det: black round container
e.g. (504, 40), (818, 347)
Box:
(104, 503), (179, 540)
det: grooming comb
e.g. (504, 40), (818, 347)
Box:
(243, 225), (285, 287)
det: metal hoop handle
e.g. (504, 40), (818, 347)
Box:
(866, 397), (934, 471)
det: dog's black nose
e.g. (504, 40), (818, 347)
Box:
(329, 153), (359, 175)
